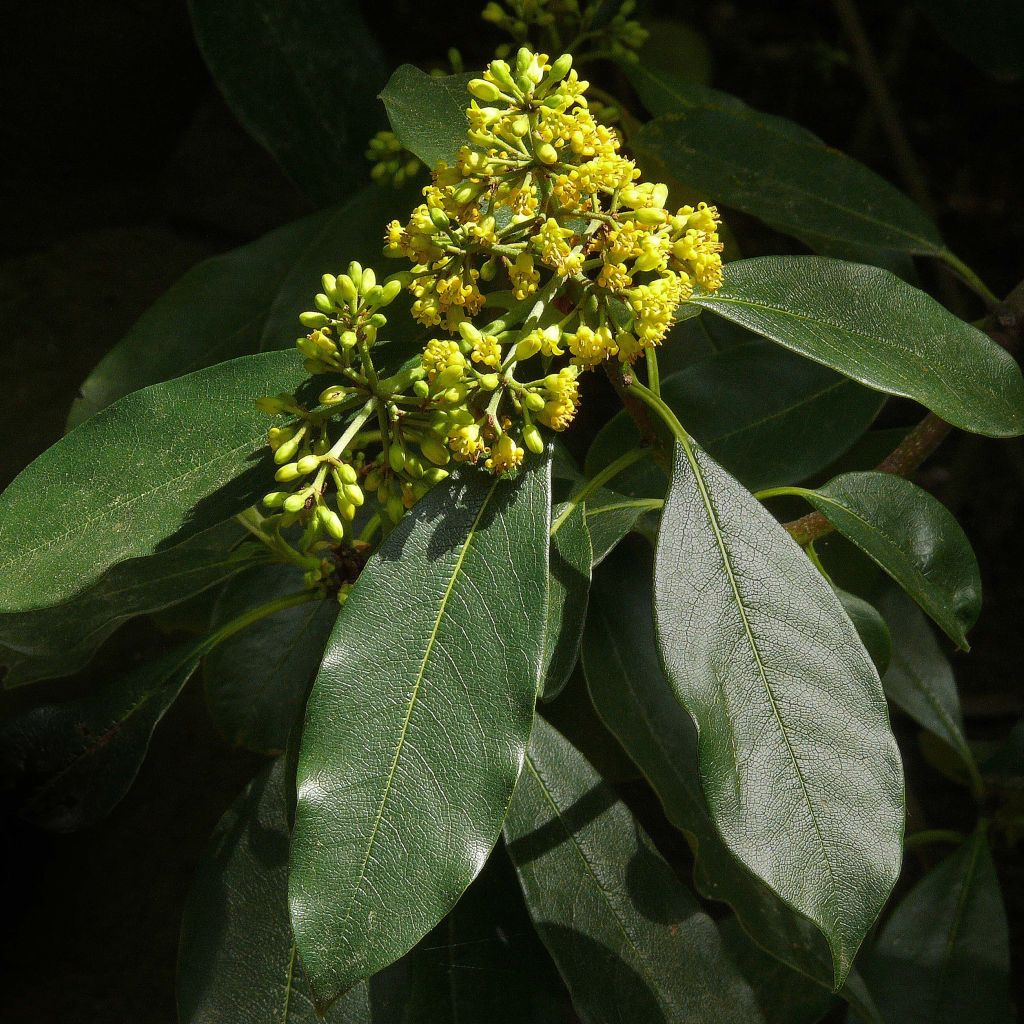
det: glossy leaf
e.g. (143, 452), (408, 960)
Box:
(835, 588), (892, 675)
(380, 66), (474, 168)
(0, 351), (305, 613)
(289, 457), (551, 1005)
(504, 717), (766, 1024)
(541, 502), (593, 701)
(877, 590), (979, 786)
(585, 489), (662, 565)
(584, 541), (835, 986)
(69, 188), (415, 426)
(654, 442), (904, 985)
(805, 472), (982, 648)
(691, 257), (1024, 437)
(204, 566), (338, 754)
(0, 642), (201, 831)
(633, 104), (943, 259)
(178, 758), (372, 1023)
(0, 520), (254, 687)
(858, 827), (1014, 1023)
(587, 343), (884, 492)
(189, 0), (388, 204)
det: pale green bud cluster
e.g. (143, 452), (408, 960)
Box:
(366, 130), (422, 187)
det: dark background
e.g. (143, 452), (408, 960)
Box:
(1, 1), (1021, 1019)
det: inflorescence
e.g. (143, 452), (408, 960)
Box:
(257, 47), (723, 593)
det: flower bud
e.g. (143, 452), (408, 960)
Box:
(515, 334), (542, 361)
(523, 423), (544, 455)
(413, 379), (430, 398)
(524, 391), (546, 411)
(363, 285), (384, 307)
(468, 78), (503, 102)
(320, 507), (346, 541)
(338, 463), (358, 485)
(343, 482), (365, 507)
(314, 293), (335, 314)
(361, 267), (376, 292)
(369, 312), (388, 328)
(458, 321), (482, 345)
(480, 256), (498, 281)
(536, 141), (559, 165)
(420, 433), (451, 466)
(299, 311), (329, 328)
(348, 261), (363, 283)
(321, 273), (338, 297)
(275, 462), (303, 482)
(545, 53), (573, 85)
(263, 490), (288, 508)
(388, 444), (406, 473)
(319, 385), (349, 405)
(274, 435), (302, 464)
(336, 274), (358, 302)
(488, 59), (517, 92)
(296, 454), (320, 474)
(284, 493), (307, 513)
(256, 396), (289, 415)
(635, 207), (668, 225)
(478, 372), (500, 390)
(423, 467), (450, 485)
(338, 498), (357, 521)
(379, 279), (403, 306)
(438, 364), (464, 387)
(386, 495), (405, 523)
(428, 206), (451, 230)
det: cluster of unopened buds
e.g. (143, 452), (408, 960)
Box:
(257, 47), (724, 591)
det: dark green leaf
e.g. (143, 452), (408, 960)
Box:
(584, 541), (835, 986)
(633, 105), (943, 259)
(805, 472), (982, 648)
(585, 489), (662, 564)
(204, 566), (337, 754)
(289, 457), (551, 1004)
(654, 442), (904, 985)
(188, 0), (388, 204)
(877, 590), (980, 789)
(0, 642), (201, 831)
(835, 588), (892, 674)
(627, 64), (820, 143)
(380, 67), (474, 168)
(982, 718), (1024, 790)
(0, 520), (254, 687)
(504, 717), (766, 1024)
(178, 758), (372, 1023)
(720, 918), (835, 1024)
(541, 502), (593, 701)
(858, 827), (1014, 1023)
(0, 350), (306, 613)
(587, 343), (884, 492)
(635, 20), (712, 88)
(69, 189), (415, 426)
(691, 257), (1024, 437)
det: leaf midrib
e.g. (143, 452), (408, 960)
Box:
(335, 480), (500, 948)
(676, 443), (841, 957)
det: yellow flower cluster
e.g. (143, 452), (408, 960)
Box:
(258, 46), (724, 586)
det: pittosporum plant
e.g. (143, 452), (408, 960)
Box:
(2, 2), (1022, 1022)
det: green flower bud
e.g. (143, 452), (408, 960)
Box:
(348, 261), (363, 283)
(296, 454), (320, 474)
(478, 372), (500, 390)
(284, 493), (307, 513)
(458, 321), (482, 345)
(342, 482), (364, 506)
(386, 495), (405, 523)
(515, 334), (542, 361)
(388, 444), (406, 473)
(420, 433), (451, 466)
(545, 53), (573, 85)
(320, 507), (346, 541)
(423, 467), (450, 485)
(255, 395), (288, 414)
(299, 311), (329, 328)
(438, 364), (464, 387)
(523, 423), (544, 455)
(321, 273), (338, 297)
(525, 391), (546, 411)
(319, 384), (349, 405)
(536, 141), (559, 165)
(452, 180), (484, 205)
(429, 206), (451, 230)
(488, 59), (517, 92)
(275, 462), (303, 482)
(363, 285), (384, 307)
(274, 435), (302, 464)
(314, 293), (334, 314)
(413, 379), (430, 399)
(369, 312), (388, 328)
(480, 256), (498, 281)
(468, 78), (503, 102)
(340, 330), (358, 349)
(635, 207), (668, 225)
(338, 498), (357, 521)
(379, 279), (403, 306)
(263, 490), (288, 508)
(336, 274), (358, 302)
(361, 267), (376, 292)
(412, 480), (431, 500)
(338, 463), (358, 485)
